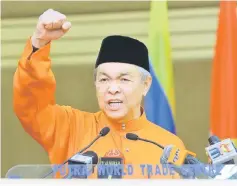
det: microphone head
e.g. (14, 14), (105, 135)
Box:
(160, 145), (173, 164)
(184, 155), (200, 164)
(83, 151), (99, 165)
(208, 135), (220, 145)
(100, 127), (110, 136)
(126, 133), (138, 141)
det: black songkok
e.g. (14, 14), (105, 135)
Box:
(95, 35), (150, 72)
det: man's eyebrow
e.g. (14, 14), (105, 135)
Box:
(98, 72), (109, 76)
(119, 72), (132, 76)
(97, 72), (113, 79)
(98, 72), (132, 77)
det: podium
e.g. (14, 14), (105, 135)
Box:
(5, 165), (55, 178)
(5, 164), (237, 179)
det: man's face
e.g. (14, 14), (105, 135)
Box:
(95, 62), (151, 121)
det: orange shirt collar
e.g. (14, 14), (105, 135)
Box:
(101, 107), (148, 132)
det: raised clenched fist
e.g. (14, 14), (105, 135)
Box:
(31, 9), (72, 48)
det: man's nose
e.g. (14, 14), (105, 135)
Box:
(108, 82), (121, 94)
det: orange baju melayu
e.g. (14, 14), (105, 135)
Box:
(13, 38), (186, 179)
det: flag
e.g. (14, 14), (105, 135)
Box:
(144, 1), (176, 134)
(210, 1), (237, 147)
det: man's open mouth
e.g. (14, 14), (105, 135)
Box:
(108, 100), (123, 109)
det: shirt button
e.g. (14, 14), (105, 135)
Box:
(125, 148), (129, 152)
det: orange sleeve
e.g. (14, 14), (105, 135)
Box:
(13, 38), (73, 155)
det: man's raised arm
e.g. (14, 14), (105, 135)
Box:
(13, 9), (73, 154)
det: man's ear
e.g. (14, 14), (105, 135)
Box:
(143, 76), (152, 96)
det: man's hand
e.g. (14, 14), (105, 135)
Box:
(31, 9), (71, 48)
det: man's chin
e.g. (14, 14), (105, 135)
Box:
(104, 110), (127, 121)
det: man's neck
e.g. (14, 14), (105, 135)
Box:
(107, 106), (142, 125)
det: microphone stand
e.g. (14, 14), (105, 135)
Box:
(42, 133), (103, 178)
(137, 137), (164, 149)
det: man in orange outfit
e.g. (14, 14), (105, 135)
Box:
(13, 9), (186, 179)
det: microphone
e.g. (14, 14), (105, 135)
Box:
(206, 135), (237, 179)
(160, 145), (205, 179)
(164, 146), (197, 166)
(205, 136), (237, 165)
(126, 133), (164, 149)
(66, 151), (98, 179)
(159, 137), (237, 179)
(126, 133), (202, 178)
(69, 151), (98, 165)
(42, 127), (110, 178)
(98, 149), (125, 179)
(126, 133), (197, 165)
(208, 135), (221, 145)
(161, 145), (237, 180)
